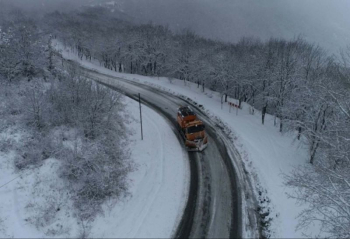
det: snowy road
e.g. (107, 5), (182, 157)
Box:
(79, 66), (259, 238)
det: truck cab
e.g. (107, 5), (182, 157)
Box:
(177, 106), (208, 151)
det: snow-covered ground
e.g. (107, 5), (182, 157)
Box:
(89, 98), (189, 238)
(57, 42), (317, 238)
(0, 96), (189, 238)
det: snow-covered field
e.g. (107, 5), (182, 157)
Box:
(0, 96), (189, 238)
(58, 43), (317, 238)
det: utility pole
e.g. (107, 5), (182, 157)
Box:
(139, 93), (143, 140)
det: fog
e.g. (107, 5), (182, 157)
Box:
(1, 0), (350, 52)
(114, 0), (350, 53)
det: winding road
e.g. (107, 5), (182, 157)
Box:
(75, 63), (260, 238)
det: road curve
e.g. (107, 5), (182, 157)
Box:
(76, 64), (260, 238)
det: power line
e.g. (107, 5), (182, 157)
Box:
(0, 175), (21, 189)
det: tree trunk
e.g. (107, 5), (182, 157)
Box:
(279, 117), (283, 132)
(310, 141), (319, 164)
(297, 127), (302, 140)
(252, 91), (255, 115)
(262, 105), (267, 125)
(309, 106), (328, 164)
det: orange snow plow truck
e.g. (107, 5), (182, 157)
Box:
(177, 106), (208, 151)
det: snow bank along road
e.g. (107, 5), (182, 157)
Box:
(76, 63), (260, 238)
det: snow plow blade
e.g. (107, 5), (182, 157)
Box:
(185, 136), (208, 152)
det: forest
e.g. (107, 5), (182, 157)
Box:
(0, 5), (133, 233)
(0, 4), (349, 237)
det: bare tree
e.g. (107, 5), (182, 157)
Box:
(285, 159), (350, 238)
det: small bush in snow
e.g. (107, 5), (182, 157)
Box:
(14, 136), (44, 170)
(0, 138), (14, 153)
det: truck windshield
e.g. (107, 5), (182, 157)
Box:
(187, 125), (205, 134)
